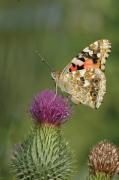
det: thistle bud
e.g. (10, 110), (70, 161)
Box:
(88, 140), (119, 179)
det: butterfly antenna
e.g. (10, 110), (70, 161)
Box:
(35, 50), (53, 73)
(35, 50), (58, 100)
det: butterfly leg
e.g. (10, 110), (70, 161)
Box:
(55, 82), (58, 95)
(51, 81), (58, 102)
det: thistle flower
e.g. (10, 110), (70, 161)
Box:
(11, 90), (73, 180)
(30, 90), (71, 126)
(88, 140), (119, 179)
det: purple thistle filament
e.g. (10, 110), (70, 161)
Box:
(29, 90), (71, 126)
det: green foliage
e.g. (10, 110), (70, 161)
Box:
(10, 124), (73, 180)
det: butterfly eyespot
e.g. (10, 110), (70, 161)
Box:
(93, 79), (99, 83)
(95, 88), (99, 92)
(90, 89), (97, 96)
(92, 92), (97, 97)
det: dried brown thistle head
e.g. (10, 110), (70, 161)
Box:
(89, 140), (119, 177)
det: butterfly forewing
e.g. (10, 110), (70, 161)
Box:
(73, 39), (111, 71)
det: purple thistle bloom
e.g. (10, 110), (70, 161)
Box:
(29, 90), (71, 126)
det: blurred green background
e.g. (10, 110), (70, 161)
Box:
(0, 0), (119, 179)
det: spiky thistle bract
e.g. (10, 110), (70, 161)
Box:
(11, 125), (73, 180)
(88, 140), (119, 180)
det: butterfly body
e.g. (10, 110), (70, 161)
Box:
(51, 39), (111, 109)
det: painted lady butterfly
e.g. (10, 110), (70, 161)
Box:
(51, 39), (111, 109)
